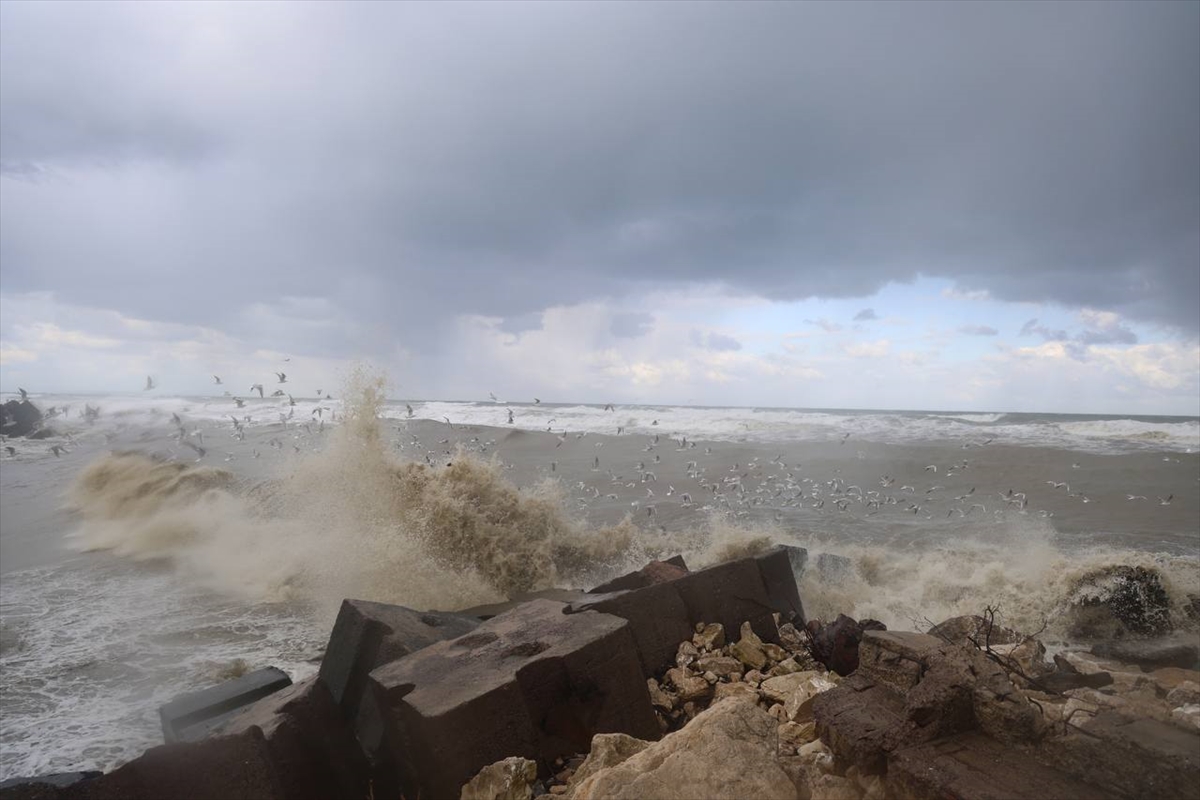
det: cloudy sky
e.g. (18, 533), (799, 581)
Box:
(1, 1), (1197, 414)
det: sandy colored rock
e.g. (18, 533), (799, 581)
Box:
(460, 757), (537, 800)
(1171, 704), (1200, 731)
(570, 699), (797, 800)
(675, 640), (699, 668)
(665, 667), (712, 702)
(778, 720), (818, 749)
(784, 673), (839, 722)
(744, 669), (766, 686)
(646, 678), (675, 712)
(1166, 680), (1200, 707)
(778, 623), (806, 653)
(769, 657), (805, 677)
(692, 623), (725, 650)
(713, 681), (760, 704)
(693, 654), (742, 678)
(760, 671), (822, 704)
(803, 772), (861, 800)
(566, 733), (651, 793)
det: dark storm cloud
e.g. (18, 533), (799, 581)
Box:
(853, 309), (878, 322)
(1, 0), (1197, 357)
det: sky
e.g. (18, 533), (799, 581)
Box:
(1, 1), (1197, 415)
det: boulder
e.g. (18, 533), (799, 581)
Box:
(1091, 635), (1200, 671)
(586, 557), (689, 594)
(1166, 681), (1200, 707)
(318, 599), (479, 756)
(782, 674), (838, 722)
(805, 614), (886, 676)
(1067, 565), (1173, 636)
(712, 682), (760, 704)
(0, 400), (43, 438)
(460, 757), (538, 800)
(368, 599), (659, 800)
(928, 615), (1022, 647)
(569, 699), (797, 800)
(759, 671), (821, 705)
(564, 733), (650, 792)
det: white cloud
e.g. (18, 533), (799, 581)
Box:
(843, 339), (891, 358)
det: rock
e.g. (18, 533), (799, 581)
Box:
(672, 558), (780, 644)
(1149, 666), (1200, 691)
(801, 772), (860, 800)
(762, 642), (789, 663)
(928, 614), (1022, 647)
(665, 667), (712, 702)
(216, 676), (370, 800)
(755, 546), (807, 627)
(318, 599), (479, 756)
(768, 658), (805, 677)
(713, 682), (760, 704)
(587, 558), (689, 594)
(570, 699), (797, 800)
(1091, 635), (1200, 671)
(1037, 656), (1114, 694)
(744, 669), (766, 687)
(0, 773), (100, 792)
(783, 674), (838, 722)
(675, 640), (699, 667)
(1068, 565), (1173, 636)
(759, 671), (821, 705)
(1166, 681), (1200, 707)
(806, 615), (887, 676)
(461, 757), (538, 800)
(992, 638), (1050, 678)
(777, 720), (817, 749)
(1170, 704), (1200, 731)
(646, 679), (675, 712)
(778, 623), (806, 653)
(566, 733), (650, 791)
(692, 623), (725, 650)
(768, 703), (787, 722)
(0, 400), (43, 438)
(888, 731), (1122, 800)
(730, 625), (769, 671)
(567, 581), (694, 677)
(369, 599), (659, 800)
(693, 654), (741, 679)
(158, 666), (292, 744)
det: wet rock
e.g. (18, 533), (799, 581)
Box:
(1091, 635), (1200, 671)
(369, 599), (658, 800)
(1037, 655), (1114, 694)
(461, 757), (538, 800)
(569, 699), (797, 800)
(0, 400), (43, 438)
(587, 559), (689, 594)
(814, 552), (854, 583)
(159, 666), (293, 744)
(806, 614), (887, 676)
(1068, 565), (1173, 636)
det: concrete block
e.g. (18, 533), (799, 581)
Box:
(158, 667), (292, 744)
(672, 557), (779, 643)
(317, 599), (479, 755)
(368, 599), (658, 800)
(567, 580), (695, 677)
(754, 545), (807, 625)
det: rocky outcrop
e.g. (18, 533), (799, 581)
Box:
(805, 614), (886, 676)
(1067, 565), (1173, 636)
(459, 757), (538, 800)
(568, 699), (797, 800)
(0, 400), (43, 438)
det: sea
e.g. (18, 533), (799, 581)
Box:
(1, 389), (1198, 780)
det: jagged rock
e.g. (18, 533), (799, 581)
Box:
(768, 658), (805, 677)
(646, 679), (675, 712)
(759, 671), (821, 705)
(665, 667), (712, 702)
(1068, 565), (1173, 636)
(1091, 635), (1200, 671)
(693, 654), (741, 678)
(1171, 704), (1200, 731)
(675, 640), (699, 668)
(731, 623), (769, 670)
(692, 623), (725, 650)
(1037, 655), (1114, 693)
(570, 699), (797, 800)
(1166, 681), (1200, 707)
(702, 671), (719, 684)
(777, 720), (817, 749)
(0, 400), (43, 438)
(369, 599), (658, 800)
(461, 757), (538, 800)
(783, 674), (838, 722)
(744, 669), (766, 687)
(778, 623), (806, 653)
(806, 615), (886, 676)
(566, 733), (651, 792)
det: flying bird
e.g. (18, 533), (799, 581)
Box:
(234, 397), (245, 408)
(50, 445), (67, 457)
(251, 384), (264, 398)
(4, 446), (15, 456)
(18, 388), (28, 402)
(145, 376), (156, 391)
(534, 398), (541, 404)
(275, 372), (287, 384)
(213, 375), (222, 385)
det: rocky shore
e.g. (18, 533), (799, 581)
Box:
(2, 545), (1197, 800)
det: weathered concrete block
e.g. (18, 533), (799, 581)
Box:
(368, 599), (658, 800)
(217, 676), (370, 800)
(888, 732), (1122, 800)
(754, 545), (807, 625)
(158, 667), (292, 743)
(456, 589), (589, 621)
(857, 631), (942, 693)
(587, 556), (689, 594)
(567, 580), (694, 677)
(317, 598), (479, 755)
(672, 557), (779, 643)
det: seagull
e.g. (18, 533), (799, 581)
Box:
(18, 388), (28, 402)
(489, 392), (499, 402)
(275, 372), (287, 384)
(213, 375), (222, 385)
(534, 398), (541, 404)
(251, 384), (264, 398)
(50, 444), (67, 457)
(234, 397), (246, 408)
(840, 433), (851, 444)
(1126, 495), (1147, 501)
(924, 465), (938, 473)
(4, 446), (15, 456)
(507, 409), (514, 424)
(406, 404), (414, 418)
(145, 376), (156, 391)
(604, 403), (615, 412)
(288, 394), (296, 407)
(1159, 495), (1173, 506)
